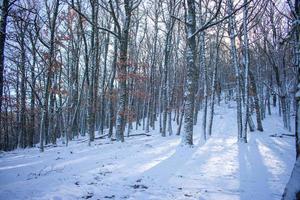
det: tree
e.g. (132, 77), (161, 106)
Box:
(242, 0), (250, 143)
(182, 0), (197, 146)
(0, 0), (9, 150)
(162, 0), (176, 137)
(227, 0), (243, 141)
(112, 0), (142, 142)
(40, 0), (60, 152)
(282, 0), (300, 199)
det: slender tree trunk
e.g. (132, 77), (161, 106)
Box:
(100, 31), (110, 135)
(87, 0), (99, 145)
(20, 27), (27, 148)
(146, 1), (158, 132)
(227, 0), (243, 141)
(108, 26), (118, 139)
(249, 70), (263, 131)
(115, 0), (133, 142)
(242, 0), (249, 143)
(194, 1), (205, 126)
(29, 42), (36, 148)
(176, 103), (184, 136)
(0, 0), (9, 136)
(208, 29), (221, 137)
(40, 0), (60, 152)
(162, 18), (174, 137)
(202, 47), (208, 140)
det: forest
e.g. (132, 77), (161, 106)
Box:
(0, 0), (299, 199)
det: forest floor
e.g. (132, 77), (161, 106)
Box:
(0, 102), (296, 200)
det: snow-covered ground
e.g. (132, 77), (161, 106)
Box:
(0, 103), (296, 200)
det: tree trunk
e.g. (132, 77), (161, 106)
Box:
(100, 31), (110, 135)
(0, 0), (9, 131)
(227, 0), (243, 141)
(202, 32), (208, 140)
(249, 70), (263, 132)
(208, 28), (221, 137)
(20, 26), (27, 148)
(40, 0), (60, 152)
(162, 17), (174, 137)
(282, 1), (300, 198)
(108, 26), (118, 139)
(176, 103), (184, 136)
(242, 0), (249, 143)
(115, 0), (133, 142)
(182, 0), (197, 146)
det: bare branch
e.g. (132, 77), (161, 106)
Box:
(189, 0), (253, 39)
(64, 0), (120, 39)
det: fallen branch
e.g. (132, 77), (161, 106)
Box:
(95, 133), (109, 140)
(270, 133), (295, 138)
(77, 133), (151, 144)
(282, 133), (296, 137)
(126, 133), (151, 137)
(77, 133), (109, 143)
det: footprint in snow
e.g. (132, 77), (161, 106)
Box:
(74, 181), (80, 186)
(104, 195), (115, 199)
(184, 194), (193, 197)
(130, 184), (148, 189)
(82, 192), (93, 199)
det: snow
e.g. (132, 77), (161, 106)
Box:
(0, 102), (296, 200)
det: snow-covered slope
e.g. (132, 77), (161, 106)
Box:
(0, 103), (296, 200)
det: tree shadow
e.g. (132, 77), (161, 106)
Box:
(139, 144), (198, 185)
(238, 139), (273, 200)
(267, 136), (295, 161)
